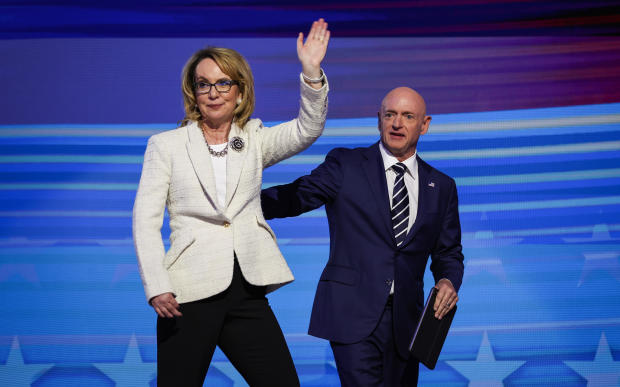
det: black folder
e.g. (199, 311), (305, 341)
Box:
(408, 287), (457, 369)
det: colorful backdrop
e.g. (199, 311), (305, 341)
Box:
(1, 2), (620, 386)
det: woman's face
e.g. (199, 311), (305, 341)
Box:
(194, 58), (241, 129)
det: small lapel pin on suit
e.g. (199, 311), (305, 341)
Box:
(428, 182), (435, 187)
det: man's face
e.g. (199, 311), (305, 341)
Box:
(378, 88), (431, 161)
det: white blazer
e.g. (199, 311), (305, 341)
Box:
(133, 76), (328, 303)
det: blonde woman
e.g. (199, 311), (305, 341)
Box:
(133, 19), (330, 387)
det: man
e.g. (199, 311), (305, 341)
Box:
(261, 87), (464, 386)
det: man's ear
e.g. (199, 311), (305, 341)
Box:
(421, 115), (432, 135)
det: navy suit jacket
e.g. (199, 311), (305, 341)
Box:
(261, 142), (464, 358)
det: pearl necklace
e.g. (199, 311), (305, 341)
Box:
(201, 123), (228, 157)
(206, 141), (228, 157)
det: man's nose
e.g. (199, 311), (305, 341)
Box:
(392, 115), (402, 128)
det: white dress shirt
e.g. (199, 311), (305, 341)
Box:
(208, 142), (228, 207)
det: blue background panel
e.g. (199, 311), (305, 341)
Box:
(1, 17), (620, 387)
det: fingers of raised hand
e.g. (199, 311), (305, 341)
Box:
(298, 19), (329, 76)
(308, 18), (328, 43)
(303, 21), (329, 54)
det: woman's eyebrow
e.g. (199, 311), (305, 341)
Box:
(195, 76), (232, 82)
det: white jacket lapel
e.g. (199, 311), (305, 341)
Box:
(225, 122), (250, 207)
(185, 122), (223, 212)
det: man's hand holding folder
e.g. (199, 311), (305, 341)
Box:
(409, 286), (458, 369)
(433, 278), (458, 319)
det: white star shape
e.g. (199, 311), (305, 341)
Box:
(447, 331), (525, 386)
(0, 336), (54, 386)
(565, 332), (620, 386)
(94, 334), (155, 386)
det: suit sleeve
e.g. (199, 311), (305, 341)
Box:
(262, 148), (343, 219)
(132, 136), (174, 303)
(259, 74), (329, 168)
(430, 178), (465, 292)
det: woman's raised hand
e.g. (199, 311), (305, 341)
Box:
(297, 18), (330, 80)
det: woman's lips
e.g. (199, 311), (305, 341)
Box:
(208, 103), (224, 109)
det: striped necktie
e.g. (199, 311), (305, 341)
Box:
(391, 163), (409, 247)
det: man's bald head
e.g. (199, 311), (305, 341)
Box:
(380, 87), (427, 117)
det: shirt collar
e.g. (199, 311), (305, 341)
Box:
(379, 141), (417, 177)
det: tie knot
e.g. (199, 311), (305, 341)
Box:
(392, 163), (406, 175)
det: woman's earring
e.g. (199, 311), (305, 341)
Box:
(236, 97), (242, 105)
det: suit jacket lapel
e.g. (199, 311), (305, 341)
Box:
(402, 155), (433, 247)
(363, 143), (394, 243)
(225, 122), (249, 207)
(185, 122), (223, 213)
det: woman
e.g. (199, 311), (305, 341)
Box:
(133, 19), (330, 386)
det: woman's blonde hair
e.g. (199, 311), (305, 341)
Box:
(180, 47), (255, 128)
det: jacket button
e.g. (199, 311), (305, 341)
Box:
(386, 279), (392, 285)
(223, 222), (230, 228)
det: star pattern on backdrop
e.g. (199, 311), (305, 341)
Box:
(464, 230), (523, 248)
(447, 331), (525, 387)
(463, 257), (507, 283)
(463, 212), (523, 248)
(563, 223), (620, 243)
(0, 336), (54, 387)
(578, 251), (620, 286)
(93, 334), (155, 386)
(565, 332), (620, 387)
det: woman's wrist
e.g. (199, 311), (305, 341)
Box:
(302, 68), (325, 84)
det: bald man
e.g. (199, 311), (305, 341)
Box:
(262, 87), (464, 386)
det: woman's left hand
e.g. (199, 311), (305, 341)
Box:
(297, 18), (330, 80)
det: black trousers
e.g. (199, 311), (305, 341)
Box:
(156, 259), (299, 387)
